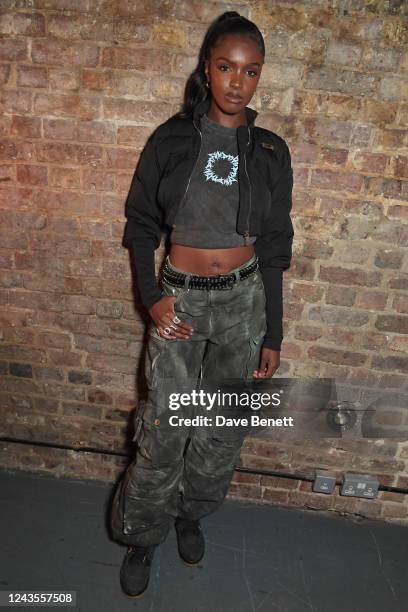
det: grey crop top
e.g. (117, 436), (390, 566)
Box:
(170, 113), (256, 248)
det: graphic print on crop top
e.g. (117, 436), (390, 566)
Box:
(203, 150), (239, 187)
(170, 112), (256, 248)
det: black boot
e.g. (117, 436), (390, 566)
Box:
(175, 517), (205, 564)
(120, 544), (156, 598)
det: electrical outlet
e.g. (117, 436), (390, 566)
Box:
(313, 470), (337, 494)
(340, 473), (379, 499)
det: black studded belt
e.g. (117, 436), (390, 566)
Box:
(162, 256), (259, 291)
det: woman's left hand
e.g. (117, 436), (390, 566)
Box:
(253, 347), (280, 378)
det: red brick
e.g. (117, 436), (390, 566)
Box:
(396, 475), (408, 489)
(11, 116), (41, 138)
(260, 475), (298, 489)
(393, 294), (408, 314)
(326, 286), (356, 306)
(355, 499), (382, 519)
(388, 274), (408, 291)
(34, 94), (100, 121)
(262, 489), (289, 504)
(16, 164), (47, 187)
(319, 266), (382, 287)
(380, 491), (405, 503)
(0, 38), (28, 61)
(366, 178), (405, 201)
(395, 155), (408, 178)
(47, 350), (83, 367)
(378, 373), (405, 388)
(382, 503), (408, 519)
(353, 152), (389, 173)
(355, 291), (388, 311)
(374, 128), (406, 149)
(32, 39), (99, 67)
(17, 65), (48, 88)
(0, 11), (45, 36)
(375, 315), (408, 334)
(49, 167), (81, 188)
(49, 67), (81, 92)
(325, 328), (358, 345)
(348, 368), (379, 387)
(374, 248), (404, 270)
(294, 324), (323, 341)
(291, 282), (325, 302)
(231, 471), (261, 485)
(102, 47), (170, 71)
(388, 205), (408, 221)
(308, 346), (367, 366)
(0, 91), (32, 114)
(303, 117), (352, 146)
(288, 490), (333, 510)
(104, 98), (170, 125)
(227, 483), (262, 500)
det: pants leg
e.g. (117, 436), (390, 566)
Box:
(178, 264), (267, 520)
(110, 320), (207, 547)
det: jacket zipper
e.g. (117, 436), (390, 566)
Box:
(177, 120), (202, 213)
(243, 125), (252, 245)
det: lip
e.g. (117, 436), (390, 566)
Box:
(225, 93), (243, 104)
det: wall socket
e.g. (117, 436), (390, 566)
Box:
(313, 470), (337, 494)
(340, 473), (379, 499)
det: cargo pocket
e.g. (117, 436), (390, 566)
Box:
(252, 273), (267, 309)
(161, 280), (184, 308)
(244, 329), (266, 380)
(122, 471), (134, 535)
(145, 335), (168, 390)
(132, 400), (146, 444)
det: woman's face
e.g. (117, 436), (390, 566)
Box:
(204, 34), (264, 117)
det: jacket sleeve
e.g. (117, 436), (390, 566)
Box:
(122, 129), (165, 311)
(254, 141), (294, 351)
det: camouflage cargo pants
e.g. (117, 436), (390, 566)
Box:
(110, 254), (267, 547)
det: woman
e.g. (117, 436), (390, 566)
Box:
(111, 11), (294, 598)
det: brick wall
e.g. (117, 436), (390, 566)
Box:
(0, 1), (407, 524)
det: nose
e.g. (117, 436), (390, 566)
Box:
(230, 71), (244, 89)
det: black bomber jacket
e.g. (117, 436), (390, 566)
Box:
(122, 96), (294, 351)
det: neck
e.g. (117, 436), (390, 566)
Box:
(206, 103), (248, 129)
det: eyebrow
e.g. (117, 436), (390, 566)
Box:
(215, 56), (262, 67)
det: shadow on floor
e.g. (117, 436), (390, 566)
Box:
(1, 468), (407, 612)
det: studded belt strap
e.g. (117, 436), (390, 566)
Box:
(162, 256), (259, 290)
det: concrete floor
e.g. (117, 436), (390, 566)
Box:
(1, 468), (407, 612)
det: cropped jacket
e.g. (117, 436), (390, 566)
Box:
(122, 96), (294, 351)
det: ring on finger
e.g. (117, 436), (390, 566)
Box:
(173, 315), (180, 324)
(163, 327), (171, 335)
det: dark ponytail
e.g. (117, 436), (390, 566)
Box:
(178, 11), (265, 118)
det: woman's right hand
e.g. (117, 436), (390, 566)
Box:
(149, 297), (194, 340)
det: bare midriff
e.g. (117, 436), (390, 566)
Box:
(169, 244), (255, 276)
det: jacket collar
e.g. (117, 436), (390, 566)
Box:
(192, 96), (258, 129)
